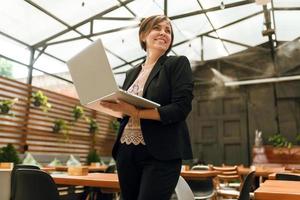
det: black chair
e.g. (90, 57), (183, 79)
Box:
(14, 169), (60, 200)
(238, 170), (255, 200)
(217, 170), (255, 200)
(187, 165), (216, 199)
(104, 164), (116, 173)
(11, 164), (40, 200)
(275, 173), (300, 181)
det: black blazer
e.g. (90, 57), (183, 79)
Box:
(112, 55), (194, 161)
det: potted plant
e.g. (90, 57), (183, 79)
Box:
(0, 144), (20, 167)
(0, 98), (18, 115)
(86, 149), (101, 165)
(53, 119), (69, 142)
(31, 90), (51, 112)
(72, 105), (84, 121)
(268, 134), (292, 148)
(110, 119), (120, 134)
(87, 118), (99, 134)
(53, 119), (68, 133)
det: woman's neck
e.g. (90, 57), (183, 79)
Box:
(144, 49), (164, 66)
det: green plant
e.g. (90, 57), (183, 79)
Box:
(0, 144), (20, 164)
(87, 118), (99, 134)
(296, 134), (300, 144)
(31, 90), (51, 112)
(53, 119), (69, 142)
(110, 119), (120, 134)
(0, 98), (18, 114)
(53, 119), (68, 133)
(268, 134), (292, 148)
(72, 105), (84, 121)
(86, 149), (101, 165)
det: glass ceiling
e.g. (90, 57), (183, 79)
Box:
(0, 0), (300, 84)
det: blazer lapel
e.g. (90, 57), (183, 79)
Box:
(142, 55), (168, 96)
(122, 65), (142, 90)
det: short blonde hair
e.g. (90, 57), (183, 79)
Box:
(139, 15), (174, 55)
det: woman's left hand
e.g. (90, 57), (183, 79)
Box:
(100, 100), (138, 118)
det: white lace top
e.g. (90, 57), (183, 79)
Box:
(120, 64), (154, 145)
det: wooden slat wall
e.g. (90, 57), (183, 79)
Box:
(0, 76), (116, 162)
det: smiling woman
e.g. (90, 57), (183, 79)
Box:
(99, 15), (194, 200)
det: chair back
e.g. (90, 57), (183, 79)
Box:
(238, 170), (255, 200)
(275, 173), (300, 181)
(187, 165), (215, 199)
(11, 164), (40, 200)
(211, 165), (242, 189)
(175, 176), (195, 200)
(0, 170), (11, 200)
(14, 169), (60, 200)
(105, 164), (116, 173)
(191, 164), (209, 171)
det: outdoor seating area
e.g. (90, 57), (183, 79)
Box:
(1, 0), (300, 200)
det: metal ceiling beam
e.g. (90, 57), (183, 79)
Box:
(32, 0), (135, 48)
(25, 0), (135, 68)
(0, 30), (66, 64)
(0, 54), (29, 67)
(24, 0), (93, 44)
(0, 31), (30, 48)
(170, 0), (254, 20)
(196, 0), (230, 55)
(172, 10), (263, 48)
(45, 24), (140, 46)
(33, 46), (47, 64)
(117, 0), (137, 17)
(205, 34), (268, 52)
(164, 0), (168, 16)
(95, 17), (140, 21)
(112, 10), (264, 71)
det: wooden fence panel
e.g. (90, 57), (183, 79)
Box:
(0, 76), (116, 163)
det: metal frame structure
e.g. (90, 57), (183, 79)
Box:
(0, 0), (299, 86)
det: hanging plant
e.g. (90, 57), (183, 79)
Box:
(53, 119), (68, 133)
(87, 118), (99, 134)
(31, 90), (51, 112)
(0, 98), (18, 115)
(72, 105), (84, 121)
(110, 119), (120, 134)
(52, 119), (70, 142)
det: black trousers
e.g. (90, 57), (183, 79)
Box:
(116, 143), (182, 200)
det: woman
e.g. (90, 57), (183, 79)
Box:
(100, 15), (194, 200)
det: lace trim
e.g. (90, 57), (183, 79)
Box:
(120, 130), (146, 145)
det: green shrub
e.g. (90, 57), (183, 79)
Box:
(86, 149), (101, 165)
(0, 144), (20, 164)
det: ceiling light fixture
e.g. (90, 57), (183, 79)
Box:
(220, 1), (225, 9)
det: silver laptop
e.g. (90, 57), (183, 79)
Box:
(67, 39), (160, 117)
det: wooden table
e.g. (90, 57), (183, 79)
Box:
(238, 166), (286, 178)
(52, 172), (119, 191)
(52, 170), (218, 190)
(54, 165), (107, 172)
(254, 180), (300, 200)
(180, 170), (219, 180)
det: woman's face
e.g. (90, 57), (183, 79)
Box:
(143, 20), (172, 53)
